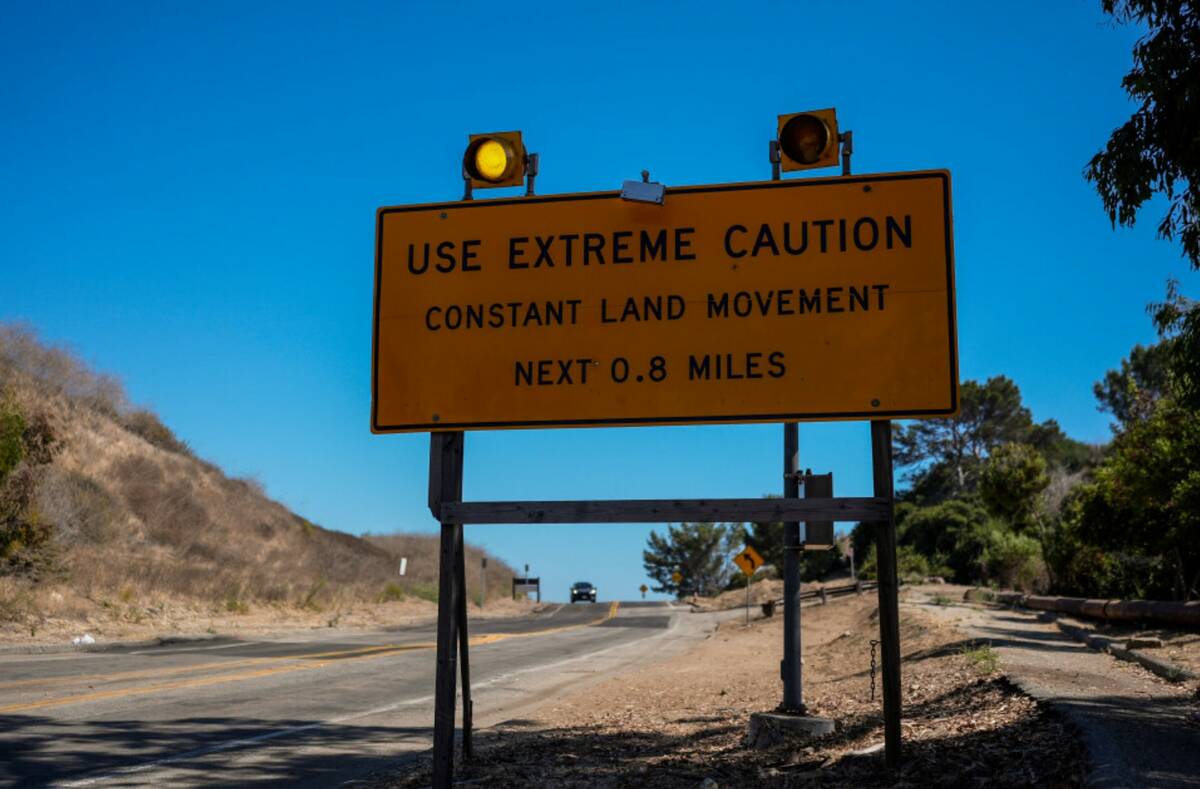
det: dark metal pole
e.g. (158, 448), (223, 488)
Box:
(781, 422), (805, 712)
(428, 431), (464, 789)
(871, 420), (902, 768)
(455, 527), (473, 761)
(770, 133), (807, 713)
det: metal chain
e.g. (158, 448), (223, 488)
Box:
(869, 639), (881, 702)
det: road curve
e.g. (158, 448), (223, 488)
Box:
(0, 600), (696, 787)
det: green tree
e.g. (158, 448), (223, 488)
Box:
(1049, 299), (1200, 600)
(1093, 341), (1173, 426)
(979, 443), (1050, 532)
(746, 517), (784, 574)
(747, 505), (844, 584)
(1086, 0), (1200, 269)
(1086, 2), (1200, 430)
(642, 522), (735, 598)
(895, 376), (1036, 500)
(1152, 281), (1200, 412)
(896, 377), (1092, 504)
(895, 498), (990, 584)
(857, 544), (938, 584)
(1026, 420), (1100, 473)
(1061, 396), (1200, 600)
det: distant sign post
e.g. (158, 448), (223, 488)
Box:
(735, 545), (766, 625)
(511, 576), (540, 603)
(639, 583), (648, 600)
(671, 570), (682, 586)
(373, 172), (956, 433)
(734, 545), (765, 577)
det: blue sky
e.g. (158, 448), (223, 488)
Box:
(3, 2), (1197, 602)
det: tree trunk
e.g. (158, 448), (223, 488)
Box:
(1036, 516), (1056, 591)
(951, 425), (967, 493)
(1172, 548), (1187, 602)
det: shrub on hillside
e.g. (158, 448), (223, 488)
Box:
(0, 324), (190, 459)
(0, 394), (61, 580)
(121, 410), (193, 457)
(857, 544), (949, 583)
(0, 398), (22, 481)
(0, 323), (127, 416)
(366, 533), (517, 604)
(34, 468), (121, 544)
(0, 469), (59, 579)
(980, 529), (1047, 592)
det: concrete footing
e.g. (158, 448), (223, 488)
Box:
(746, 711), (835, 749)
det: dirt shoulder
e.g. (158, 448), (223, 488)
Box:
(382, 592), (1086, 787)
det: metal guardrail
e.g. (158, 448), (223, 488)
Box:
(759, 580), (879, 616)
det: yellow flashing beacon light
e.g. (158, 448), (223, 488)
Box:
(463, 131), (527, 189)
(777, 109), (840, 171)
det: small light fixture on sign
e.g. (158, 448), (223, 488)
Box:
(463, 131), (528, 189)
(776, 108), (840, 171)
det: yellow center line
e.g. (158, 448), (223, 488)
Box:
(473, 600), (619, 642)
(0, 601), (624, 714)
(0, 642), (425, 692)
(0, 645), (433, 714)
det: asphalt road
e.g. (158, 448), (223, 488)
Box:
(0, 600), (694, 787)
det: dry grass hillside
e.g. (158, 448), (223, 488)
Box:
(0, 323), (519, 640)
(365, 534), (516, 606)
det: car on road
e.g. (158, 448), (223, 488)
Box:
(570, 581), (597, 603)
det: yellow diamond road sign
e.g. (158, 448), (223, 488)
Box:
(373, 171), (957, 432)
(734, 545), (765, 577)
(671, 571), (682, 584)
